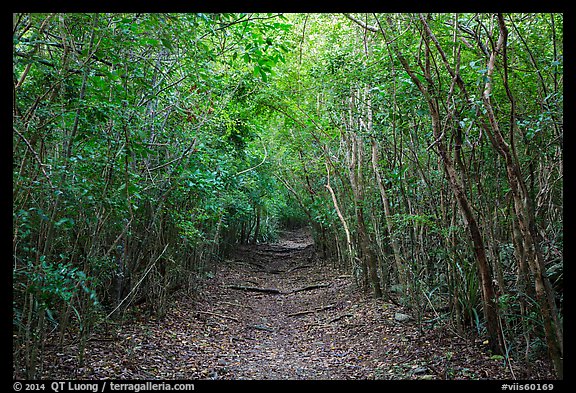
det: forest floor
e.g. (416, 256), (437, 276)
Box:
(41, 228), (555, 380)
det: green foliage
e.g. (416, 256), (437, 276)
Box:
(36, 259), (99, 308)
(454, 258), (482, 331)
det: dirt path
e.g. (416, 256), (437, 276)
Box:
(198, 227), (364, 379)
(41, 228), (553, 380)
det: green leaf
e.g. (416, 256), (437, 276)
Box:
(54, 217), (74, 227)
(161, 37), (173, 50)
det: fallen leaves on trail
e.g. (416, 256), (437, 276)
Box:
(40, 229), (555, 380)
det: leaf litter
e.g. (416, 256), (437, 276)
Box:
(41, 228), (555, 380)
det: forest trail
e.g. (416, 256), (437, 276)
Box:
(15, 13), (562, 381)
(42, 228), (548, 380)
(196, 227), (385, 379)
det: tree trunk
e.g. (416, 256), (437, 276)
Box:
(325, 161), (353, 261)
(346, 115), (382, 298)
(371, 138), (407, 293)
(252, 205), (261, 244)
(479, 14), (562, 378)
(379, 14), (504, 354)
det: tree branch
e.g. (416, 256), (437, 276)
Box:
(13, 126), (55, 190)
(342, 13), (378, 32)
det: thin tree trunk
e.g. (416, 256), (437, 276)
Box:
(252, 205), (261, 244)
(371, 138), (407, 292)
(325, 161), (353, 260)
(347, 109), (381, 297)
(374, 14), (504, 354)
(480, 14), (562, 377)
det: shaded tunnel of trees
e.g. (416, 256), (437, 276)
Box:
(13, 13), (563, 379)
